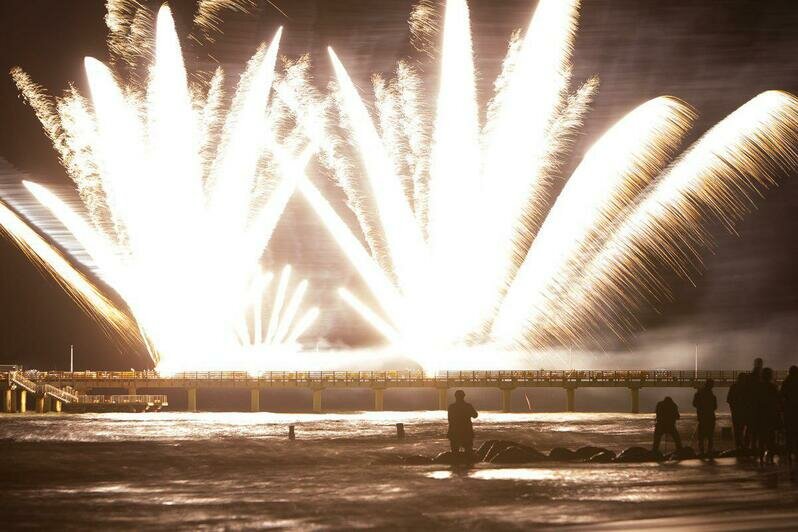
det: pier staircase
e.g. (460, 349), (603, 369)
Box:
(37, 383), (79, 404)
(7, 370), (37, 394)
(3, 370), (78, 412)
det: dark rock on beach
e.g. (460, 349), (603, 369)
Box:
(475, 440), (500, 461)
(479, 440), (517, 462)
(548, 447), (578, 461)
(587, 450), (616, 463)
(433, 451), (475, 465)
(379, 441), (716, 466)
(615, 446), (662, 463)
(402, 455), (432, 465)
(717, 448), (741, 458)
(575, 446), (610, 461)
(490, 446), (548, 464)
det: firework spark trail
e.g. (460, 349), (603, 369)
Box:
(7, 5), (318, 373)
(313, 0), (798, 371)
(550, 91), (798, 346)
(329, 48), (427, 298)
(193, 0), (257, 40)
(269, 57), (404, 311)
(10, 69), (116, 244)
(409, 0), (442, 57)
(479, 0), (580, 285)
(317, 0), (588, 359)
(105, 0), (156, 76)
(249, 270), (273, 345)
(0, 198), (138, 344)
(7, 0), (798, 374)
(274, 279), (309, 344)
(275, 57), (394, 276)
(492, 97), (697, 344)
(55, 91), (113, 238)
(395, 62), (430, 230)
(425, 0), (485, 342)
(208, 28), (282, 235)
(296, 176), (404, 322)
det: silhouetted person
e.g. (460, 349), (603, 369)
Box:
(781, 365), (798, 476)
(727, 372), (747, 450)
(653, 396), (682, 452)
(448, 390), (478, 458)
(754, 367), (780, 465)
(752, 357), (764, 379)
(742, 359), (764, 451)
(693, 379), (717, 456)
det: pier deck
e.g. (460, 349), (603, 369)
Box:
(2, 369), (773, 413)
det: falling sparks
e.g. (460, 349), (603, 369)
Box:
(7, 4), (318, 373)
(300, 0), (798, 372)
(4, 0), (798, 374)
(0, 197), (138, 344)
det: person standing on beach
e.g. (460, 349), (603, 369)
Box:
(448, 390), (478, 459)
(727, 373), (747, 450)
(742, 358), (764, 451)
(653, 396), (682, 453)
(693, 379), (717, 456)
(780, 365), (798, 476)
(754, 367), (780, 465)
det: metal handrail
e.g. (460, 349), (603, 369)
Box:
(15, 368), (786, 386)
(9, 371), (37, 393)
(78, 394), (168, 405)
(36, 384), (79, 403)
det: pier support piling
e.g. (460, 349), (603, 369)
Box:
(128, 386), (136, 396)
(54, 400), (62, 413)
(3, 389), (12, 413)
(500, 388), (513, 413)
(566, 387), (576, 412)
(629, 387), (640, 414)
(18, 390), (26, 413)
(374, 388), (384, 411)
(312, 389), (323, 413)
(35, 395), (45, 413)
(187, 388), (197, 412)
(250, 389), (260, 412)
(437, 388), (447, 410)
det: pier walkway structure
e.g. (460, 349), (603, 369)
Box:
(2, 367), (166, 413)
(1, 369), (778, 414)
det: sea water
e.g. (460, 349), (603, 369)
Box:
(1, 412), (796, 529)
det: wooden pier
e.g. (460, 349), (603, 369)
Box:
(2, 368), (775, 414)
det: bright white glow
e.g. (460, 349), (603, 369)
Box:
(297, 0), (798, 373)
(8, 6), (318, 374)
(492, 97), (696, 344)
(6, 0), (798, 375)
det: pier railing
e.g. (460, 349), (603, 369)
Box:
(16, 368), (774, 386)
(78, 394), (168, 406)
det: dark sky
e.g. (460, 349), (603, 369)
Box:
(0, 0), (797, 371)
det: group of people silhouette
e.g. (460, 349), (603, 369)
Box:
(653, 358), (797, 470)
(446, 358), (798, 476)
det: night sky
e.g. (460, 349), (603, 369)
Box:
(0, 0), (797, 372)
